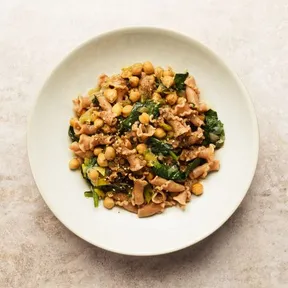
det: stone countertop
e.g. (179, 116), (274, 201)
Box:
(0, 1), (287, 287)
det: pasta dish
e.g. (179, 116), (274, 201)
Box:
(68, 62), (225, 217)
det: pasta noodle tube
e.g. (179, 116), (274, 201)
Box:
(149, 176), (185, 193)
(138, 203), (165, 218)
(132, 179), (148, 205)
(152, 191), (167, 204)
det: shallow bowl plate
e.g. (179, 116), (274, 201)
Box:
(28, 27), (259, 256)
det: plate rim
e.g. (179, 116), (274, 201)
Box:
(27, 26), (259, 256)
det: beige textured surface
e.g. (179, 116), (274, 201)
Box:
(0, 1), (288, 287)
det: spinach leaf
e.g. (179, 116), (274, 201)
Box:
(68, 126), (79, 142)
(185, 158), (203, 178)
(152, 162), (186, 181)
(119, 102), (143, 133)
(94, 183), (131, 193)
(144, 100), (160, 118)
(147, 137), (178, 161)
(119, 101), (160, 133)
(174, 72), (189, 91)
(202, 109), (225, 149)
(145, 150), (203, 181)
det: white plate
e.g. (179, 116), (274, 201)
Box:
(27, 27), (259, 256)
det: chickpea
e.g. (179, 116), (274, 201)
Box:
(152, 92), (162, 102)
(143, 61), (154, 75)
(154, 128), (166, 139)
(112, 103), (123, 116)
(139, 112), (150, 125)
(146, 172), (154, 181)
(163, 67), (174, 77)
(69, 117), (77, 127)
(102, 124), (111, 134)
(105, 146), (116, 160)
(88, 168), (99, 181)
(97, 153), (108, 167)
(121, 68), (132, 79)
(129, 88), (141, 102)
(93, 147), (103, 156)
(192, 183), (203, 196)
(166, 92), (178, 105)
(103, 197), (115, 209)
(104, 88), (117, 103)
(122, 105), (133, 117)
(131, 63), (143, 76)
(129, 76), (139, 88)
(94, 118), (104, 129)
(136, 143), (147, 154)
(69, 158), (80, 170)
(155, 66), (163, 79)
(162, 76), (174, 88)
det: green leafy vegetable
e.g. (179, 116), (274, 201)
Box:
(68, 126), (79, 142)
(152, 162), (185, 181)
(202, 109), (225, 149)
(145, 151), (203, 181)
(147, 137), (178, 161)
(144, 101), (160, 117)
(94, 183), (131, 193)
(119, 102), (143, 133)
(174, 72), (189, 91)
(185, 158), (202, 178)
(119, 101), (160, 133)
